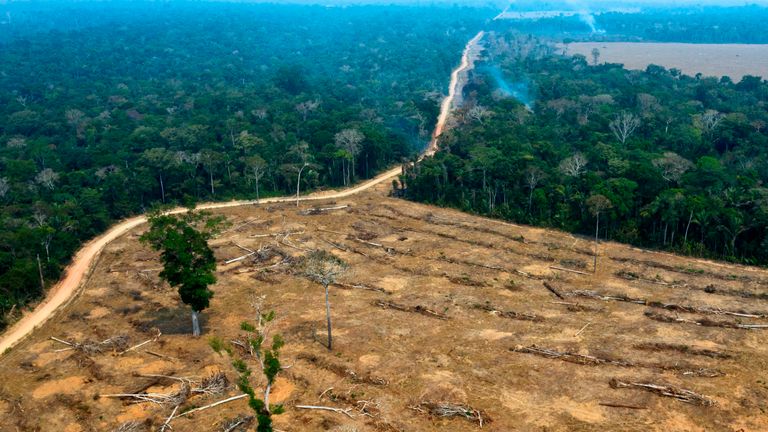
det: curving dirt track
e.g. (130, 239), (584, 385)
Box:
(0, 33), (486, 356)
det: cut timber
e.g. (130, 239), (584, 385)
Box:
(569, 289), (768, 319)
(373, 300), (448, 320)
(295, 405), (355, 418)
(172, 394), (249, 418)
(645, 311), (768, 330)
(633, 342), (732, 359)
(511, 345), (723, 377)
(334, 282), (391, 295)
(598, 402), (647, 410)
(550, 266), (590, 276)
(609, 378), (715, 407)
(300, 205), (350, 215)
(410, 401), (489, 427)
(473, 303), (542, 322)
(542, 282), (565, 299)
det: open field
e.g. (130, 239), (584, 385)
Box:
(564, 42), (768, 80)
(1, 185), (768, 431)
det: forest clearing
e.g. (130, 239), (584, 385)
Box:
(1, 186), (766, 431)
(563, 42), (768, 80)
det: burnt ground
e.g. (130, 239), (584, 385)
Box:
(1, 186), (767, 432)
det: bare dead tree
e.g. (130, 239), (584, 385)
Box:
(587, 194), (612, 272)
(301, 250), (348, 350)
(558, 153), (588, 177)
(296, 99), (321, 122)
(695, 109), (725, 142)
(525, 167), (544, 211)
(467, 105), (491, 124)
(652, 152), (694, 183)
(334, 129), (364, 186)
(609, 111), (641, 145)
(35, 168), (59, 190)
(0, 177), (8, 200)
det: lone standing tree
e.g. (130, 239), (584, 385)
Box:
(587, 194), (613, 273)
(302, 250), (347, 350)
(141, 209), (222, 336)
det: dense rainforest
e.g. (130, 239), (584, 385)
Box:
(404, 31), (768, 266)
(0, 3), (492, 329)
(492, 5), (768, 44)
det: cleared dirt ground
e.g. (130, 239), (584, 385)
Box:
(564, 42), (768, 80)
(1, 184), (767, 431)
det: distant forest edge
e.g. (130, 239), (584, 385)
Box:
(403, 31), (768, 266)
(0, 4), (490, 329)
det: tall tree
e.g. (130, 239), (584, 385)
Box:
(302, 250), (347, 350)
(140, 210), (223, 336)
(587, 194), (613, 272)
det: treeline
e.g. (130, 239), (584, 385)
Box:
(488, 5), (768, 44)
(0, 3), (492, 328)
(404, 32), (768, 265)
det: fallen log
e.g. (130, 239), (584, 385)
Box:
(609, 378), (715, 407)
(570, 289), (768, 319)
(542, 282), (565, 299)
(296, 404), (355, 418)
(645, 311), (768, 330)
(473, 304), (541, 322)
(550, 266), (590, 276)
(299, 205), (350, 215)
(373, 300), (448, 320)
(633, 342), (732, 359)
(410, 401), (489, 427)
(599, 402), (647, 410)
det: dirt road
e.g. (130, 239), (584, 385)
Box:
(0, 32), (485, 355)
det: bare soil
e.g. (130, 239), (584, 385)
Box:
(564, 42), (768, 80)
(1, 185), (768, 431)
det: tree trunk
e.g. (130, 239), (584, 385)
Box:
(255, 179), (260, 203)
(209, 171), (215, 196)
(37, 254), (45, 294)
(191, 310), (201, 337)
(684, 210), (693, 244)
(264, 382), (272, 413)
(324, 283), (332, 351)
(159, 172), (165, 203)
(593, 212), (600, 273)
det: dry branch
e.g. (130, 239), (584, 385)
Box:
(112, 421), (144, 432)
(172, 394), (249, 419)
(300, 205), (350, 215)
(119, 329), (162, 355)
(609, 378), (715, 406)
(296, 404), (355, 418)
(473, 304), (541, 322)
(297, 352), (388, 385)
(410, 401), (489, 427)
(633, 342), (732, 359)
(550, 266), (590, 275)
(511, 345), (722, 377)
(373, 300), (448, 320)
(334, 282), (391, 294)
(598, 402), (647, 410)
(220, 415), (255, 432)
(512, 345), (633, 367)
(569, 289), (768, 319)
(644, 311), (768, 329)
(542, 282), (565, 299)
(51, 335), (130, 355)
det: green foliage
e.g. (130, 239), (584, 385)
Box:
(140, 211), (219, 314)
(208, 336), (225, 354)
(406, 32), (768, 265)
(0, 3), (489, 330)
(213, 310), (285, 432)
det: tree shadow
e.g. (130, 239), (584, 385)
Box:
(143, 305), (209, 335)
